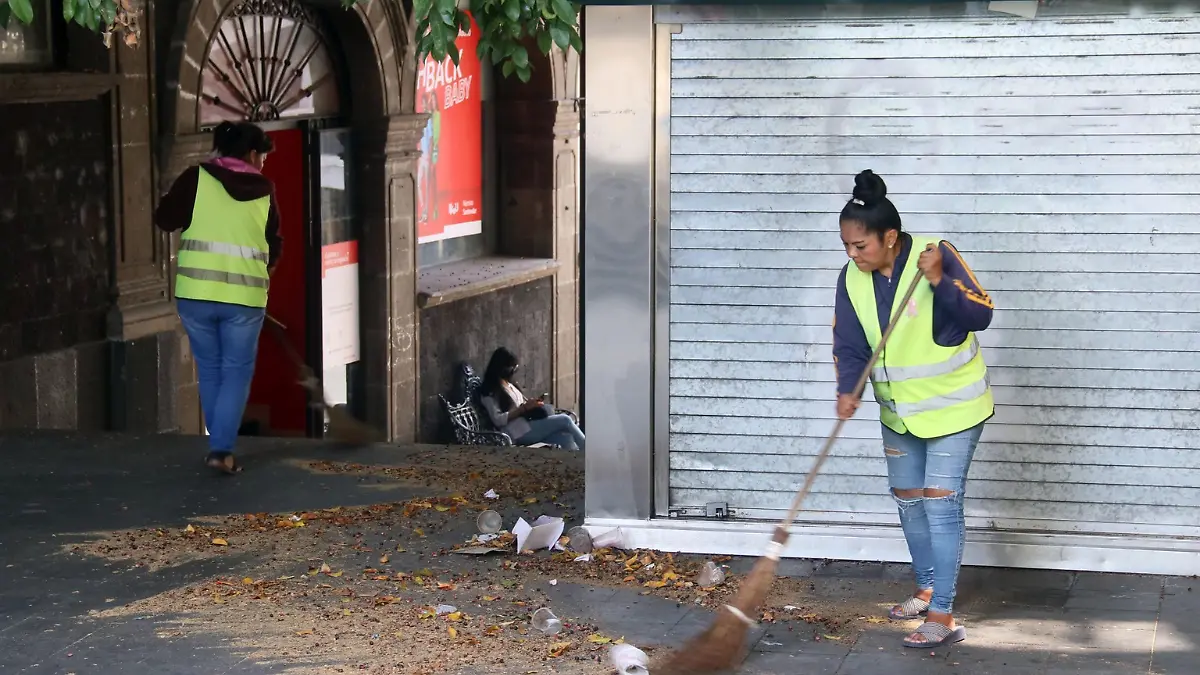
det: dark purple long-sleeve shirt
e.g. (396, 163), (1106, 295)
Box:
(832, 233), (994, 396)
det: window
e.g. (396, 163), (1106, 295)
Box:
(0, 1), (53, 67)
(198, 0), (341, 125)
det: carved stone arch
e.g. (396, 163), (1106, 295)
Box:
(160, 0), (408, 140)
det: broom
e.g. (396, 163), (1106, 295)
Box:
(656, 247), (933, 674)
(263, 314), (381, 445)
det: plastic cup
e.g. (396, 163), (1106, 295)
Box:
(476, 510), (502, 534)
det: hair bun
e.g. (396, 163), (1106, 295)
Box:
(212, 121), (239, 152)
(852, 169), (887, 206)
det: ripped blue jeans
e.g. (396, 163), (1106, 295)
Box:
(882, 422), (984, 615)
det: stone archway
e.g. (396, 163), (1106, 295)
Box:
(158, 0), (429, 442)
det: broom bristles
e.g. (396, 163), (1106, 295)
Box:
(656, 528), (790, 674)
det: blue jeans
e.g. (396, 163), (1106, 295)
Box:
(514, 411), (585, 451)
(177, 298), (266, 454)
(881, 421), (985, 615)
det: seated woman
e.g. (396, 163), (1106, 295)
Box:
(479, 347), (585, 451)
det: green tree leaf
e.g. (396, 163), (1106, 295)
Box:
(8, 0), (35, 24)
(536, 28), (552, 55)
(503, 0), (520, 23)
(100, 0), (116, 27)
(567, 23), (582, 52)
(62, 0), (76, 23)
(501, 59), (515, 78)
(510, 44), (528, 69)
(0, 3), (10, 29)
(548, 21), (569, 50)
(552, 0), (574, 21)
(515, 62), (531, 83)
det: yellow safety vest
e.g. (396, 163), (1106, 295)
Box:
(844, 235), (994, 438)
(174, 167), (271, 308)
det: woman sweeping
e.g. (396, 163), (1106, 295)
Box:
(155, 121), (281, 475)
(832, 170), (995, 648)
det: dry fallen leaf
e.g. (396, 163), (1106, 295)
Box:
(395, 546), (407, 553)
(448, 626), (458, 638)
(434, 505), (451, 512)
(211, 538), (228, 547)
(319, 563), (332, 574)
(184, 524), (195, 534)
(549, 641), (572, 658)
(864, 617), (888, 624)
(446, 612), (463, 621)
(437, 582), (456, 590)
(481, 595), (498, 602)
(379, 555), (390, 565)
(414, 528), (426, 537)
(330, 571), (344, 578)
(295, 630), (313, 636)
(522, 497), (538, 504)
(587, 634), (612, 644)
(242, 577), (254, 585)
(644, 580), (668, 589)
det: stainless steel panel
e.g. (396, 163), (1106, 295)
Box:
(652, 23), (678, 518)
(582, 5), (655, 521)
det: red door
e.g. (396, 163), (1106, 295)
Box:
(245, 128), (309, 435)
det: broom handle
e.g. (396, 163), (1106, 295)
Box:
(780, 245), (933, 531)
(264, 314), (305, 371)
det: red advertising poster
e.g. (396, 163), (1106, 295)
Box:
(415, 13), (483, 244)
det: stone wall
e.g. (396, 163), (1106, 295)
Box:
(0, 99), (113, 430)
(416, 278), (554, 443)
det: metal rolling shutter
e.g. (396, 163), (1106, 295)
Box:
(667, 11), (1200, 537)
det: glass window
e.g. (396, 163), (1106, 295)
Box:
(0, 1), (53, 67)
(199, 0), (340, 125)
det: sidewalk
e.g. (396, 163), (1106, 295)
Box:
(0, 431), (1195, 674)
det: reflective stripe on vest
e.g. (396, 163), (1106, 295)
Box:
(876, 374), (990, 418)
(179, 238), (269, 265)
(873, 335), (980, 383)
(844, 234), (994, 438)
(177, 266), (270, 289)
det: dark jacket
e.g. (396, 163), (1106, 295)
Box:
(153, 160), (282, 268)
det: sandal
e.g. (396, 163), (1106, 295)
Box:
(888, 596), (930, 621)
(902, 621), (966, 649)
(205, 452), (243, 475)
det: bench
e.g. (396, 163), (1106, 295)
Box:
(439, 363), (579, 447)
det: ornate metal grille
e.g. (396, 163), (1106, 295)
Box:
(200, 0), (340, 124)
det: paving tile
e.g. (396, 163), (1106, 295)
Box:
(1064, 589), (1161, 612)
(957, 587), (1071, 612)
(946, 641), (1050, 671)
(813, 562), (887, 580)
(958, 567), (1075, 591)
(1041, 648), (1151, 674)
(741, 649), (845, 675)
(752, 625), (852, 657)
(1073, 573), (1164, 595)
(837, 650), (953, 675)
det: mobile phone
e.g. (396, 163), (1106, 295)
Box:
(540, 392), (550, 401)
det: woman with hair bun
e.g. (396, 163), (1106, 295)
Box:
(155, 120), (281, 475)
(832, 169), (995, 648)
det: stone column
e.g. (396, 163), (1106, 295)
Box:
(496, 91), (581, 412)
(105, 24), (186, 433)
(357, 114), (426, 442)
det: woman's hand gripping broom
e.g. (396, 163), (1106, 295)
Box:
(655, 246), (932, 674)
